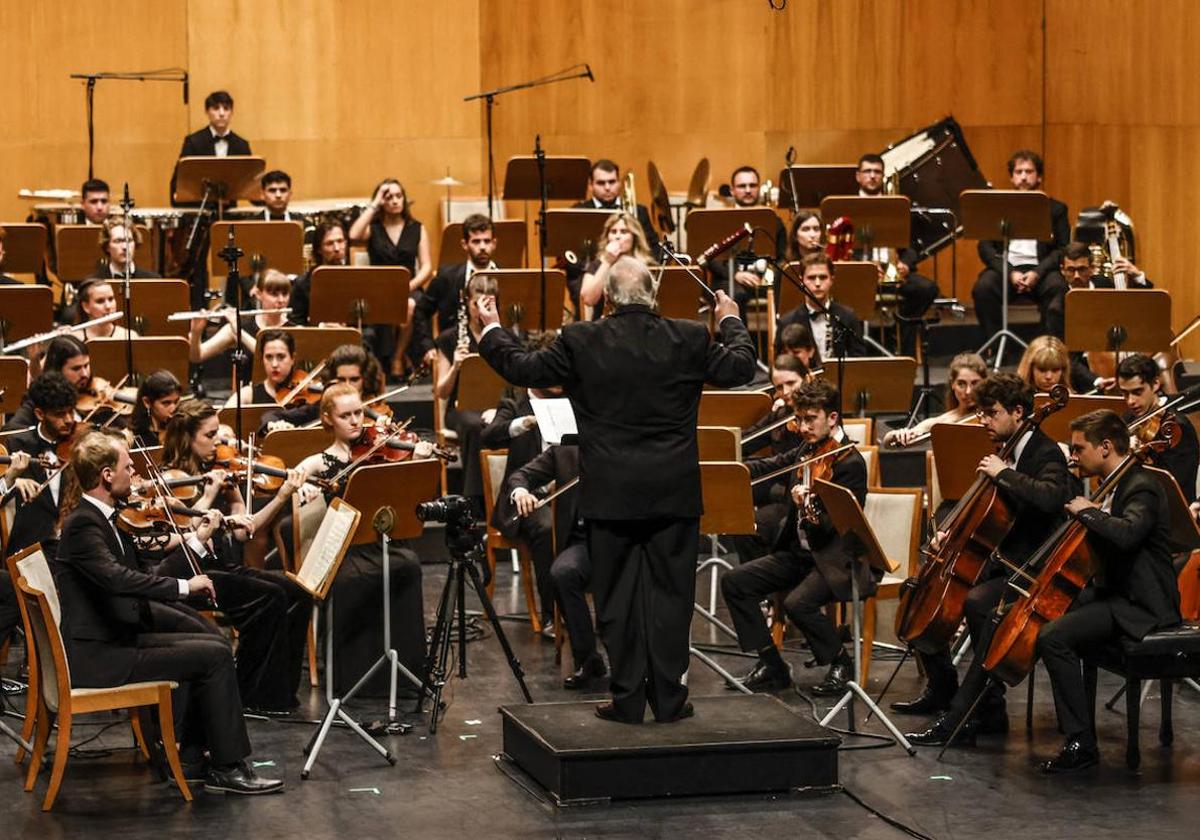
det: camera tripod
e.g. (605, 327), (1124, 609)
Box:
(418, 521), (533, 733)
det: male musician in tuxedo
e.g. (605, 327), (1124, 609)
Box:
(81, 178), (111, 225)
(169, 90), (253, 204)
(573, 159), (661, 257)
(501, 444), (602, 688)
(721, 380), (869, 695)
(971, 150), (1071, 343)
(53, 429), (283, 793)
(904, 373), (1074, 745)
(476, 256), (756, 723)
(1116, 353), (1199, 504)
(774, 253), (865, 359)
(708, 166), (787, 318)
(1036, 410), (1181, 772)
(415, 214), (498, 366)
(289, 220), (347, 325)
(853, 153), (939, 355)
(86, 219), (161, 281)
(259, 170), (301, 222)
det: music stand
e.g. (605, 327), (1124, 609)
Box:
(456, 356), (508, 413)
(823, 357), (918, 416)
(0, 357), (29, 420)
(812, 478), (915, 753)
(54, 224), (120, 283)
(685, 207), (780, 291)
(173, 156), (265, 208)
(930, 423), (995, 501)
(960, 189), (1051, 368)
(251, 326), (363, 382)
(208, 221), (305, 295)
(1065, 289), (1172, 357)
(543, 208), (609, 275)
(111, 279), (190, 337)
(217, 404), (279, 437)
(504, 153), (591, 329)
(129, 445), (162, 480)
(691, 461), (757, 690)
(308, 266), (410, 332)
(262, 427), (334, 467)
(698, 390), (772, 429)
(1036, 394), (1124, 443)
(778, 165), (859, 211)
(656, 265), (708, 322)
(475, 268), (566, 331)
(1143, 465), (1200, 554)
(438, 220), (528, 269)
(697, 427), (741, 462)
(0, 224), (46, 275)
(85, 336), (189, 385)
(0, 286), (53, 350)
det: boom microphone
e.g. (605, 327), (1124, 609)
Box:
(585, 64), (595, 82)
(697, 223), (753, 267)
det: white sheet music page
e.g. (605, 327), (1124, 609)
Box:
(296, 504), (355, 593)
(529, 396), (578, 445)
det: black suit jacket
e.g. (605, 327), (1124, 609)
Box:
(495, 444), (581, 547)
(414, 262), (468, 358)
(86, 266), (161, 281)
(991, 427), (1075, 566)
(774, 300), (866, 358)
(1075, 464), (1181, 639)
(480, 392), (543, 480)
(169, 128), (253, 205)
(5, 429), (61, 557)
(52, 500), (190, 685)
(479, 305), (757, 519)
(978, 197), (1070, 279)
(748, 441), (873, 600)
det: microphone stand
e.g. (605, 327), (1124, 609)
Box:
(215, 228), (246, 441)
(119, 184), (137, 387)
(463, 63), (593, 220)
(783, 146), (801, 215)
(535, 135), (549, 331)
(69, 68), (188, 179)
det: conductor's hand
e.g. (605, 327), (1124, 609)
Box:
(512, 487), (538, 517)
(713, 290), (739, 322)
(477, 294), (500, 328)
(186, 574), (217, 602)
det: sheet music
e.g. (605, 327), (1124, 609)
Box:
(296, 503), (356, 595)
(529, 396), (578, 445)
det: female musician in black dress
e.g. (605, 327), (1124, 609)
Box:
(130, 369), (183, 447)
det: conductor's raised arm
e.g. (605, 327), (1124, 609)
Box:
(705, 290), (757, 388)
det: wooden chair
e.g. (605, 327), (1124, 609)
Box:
(4, 549), (40, 765)
(858, 444), (881, 488)
(431, 353), (457, 495)
(860, 488), (923, 684)
(15, 571), (191, 810)
(479, 448), (542, 633)
(841, 417), (875, 447)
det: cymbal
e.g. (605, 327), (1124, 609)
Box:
(686, 158), (710, 208)
(431, 176), (464, 187)
(646, 161), (675, 235)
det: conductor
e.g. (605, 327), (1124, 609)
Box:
(476, 256), (757, 723)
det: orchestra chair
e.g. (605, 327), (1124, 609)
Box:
(858, 444), (881, 489)
(479, 449), (542, 633)
(860, 488), (924, 685)
(841, 417), (874, 447)
(431, 353), (457, 495)
(14, 571), (190, 809)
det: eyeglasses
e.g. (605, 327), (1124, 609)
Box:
(1061, 265), (1091, 275)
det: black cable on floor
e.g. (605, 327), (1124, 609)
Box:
(840, 786), (938, 840)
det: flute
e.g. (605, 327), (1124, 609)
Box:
(2, 312), (124, 353)
(166, 307), (292, 322)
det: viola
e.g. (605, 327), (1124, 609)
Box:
(894, 385), (1070, 654)
(350, 424), (455, 465)
(0, 444), (53, 470)
(117, 495), (210, 534)
(276, 366), (325, 408)
(76, 377), (136, 420)
(983, 421), (1181, 685)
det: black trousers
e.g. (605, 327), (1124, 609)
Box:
(897, 273), (939, 356)
(447, 408), (485, 500)
(972, 266), (1068, 339)
(0, 569), (19, 639)
(550, 540), (597, 668)
(1036, 592), (1122, 749)
(945, 574), (1013, 719)
(588, 517), (698, 723)
(732, 501), (788, 565)
(516, 506), (556, 624)
(720, 548), (847, 666)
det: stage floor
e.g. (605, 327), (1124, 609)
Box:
(2, 529), (1198, 838)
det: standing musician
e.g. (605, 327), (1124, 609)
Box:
(87, 219), (161, 281)
(773, 253), (865, 359)
(1036, 410), (1181, 773)
(1117, 353), (1199, 504)
(263, 343), (386, 432)
(289, 221), (347, 326)
(853, 153), (938, 356)
(74, 278), (140, 340)
(883, 351), (987, 448)
(903, 373), (1074, 744)
(52, 429), (284, 794)
(258, 170), (301, 222)
(435, 273), (497, 511)
(415, 213), (498, 365)
(155, 399), (311, 713)
(226, 327), (298, 407)
(476, 256), (756, 724)
(130, 370), (183, 447)
(169, 90), (252, 204)
(292, 383), (430, 695)
(4, 373), (79, 557)
(576, 211), (657, 321)
(708, 166), (787, 319)
(191, 269), (293, 365)
(721, 380), (869, 696)
(971, 150), (1070, 342)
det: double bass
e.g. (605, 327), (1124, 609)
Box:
(983, 421), (1180, 685)
(894, 385), (1070, 653)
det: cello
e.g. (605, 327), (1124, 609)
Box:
(983, 421), (1180, 686)
(895, 385), (1069, 654)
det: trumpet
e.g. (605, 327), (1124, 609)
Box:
(622, 171), (637, 213)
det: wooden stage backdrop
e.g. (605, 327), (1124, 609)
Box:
(2, 0), (1196, 352)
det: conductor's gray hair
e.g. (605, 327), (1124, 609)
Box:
(604, 256), (658, 308)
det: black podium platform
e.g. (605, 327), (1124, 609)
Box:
(497, 694), (841, 805)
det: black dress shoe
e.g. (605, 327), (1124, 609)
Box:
(657, 701), (695, 723)
(810, 659), (853, 697)
(204, 761), (285, 795)
(734, 660), (792, 692)
(890, 686), (954, 716)
(1038, 737), (1099, 774)
(594, 702), (642, 725)
(905, 712), (978, 748)
(563, 655), (607, 690)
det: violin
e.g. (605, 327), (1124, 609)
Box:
(349, 424), (455, 465)
(0, 444), (54, 471)
(894, 385), (1070, 654)
(983, 421), (1181, 685)
(76, 376), (136, 420)
(276, 365), (325, 408)
(798, 434), (854, 525)
(117, 495), (210, 534)
(212, 441), (334, 496)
